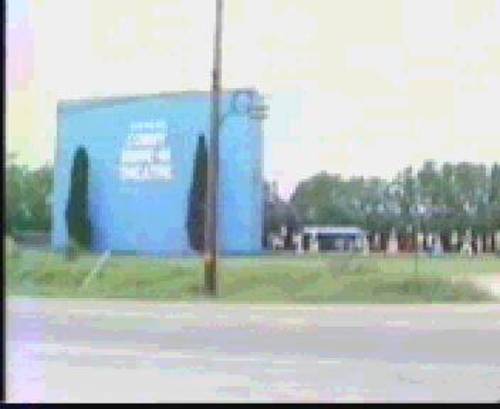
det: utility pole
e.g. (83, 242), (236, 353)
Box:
(204, 0), (223, 297)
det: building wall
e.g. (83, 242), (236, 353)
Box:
(52, 90), (263, 255)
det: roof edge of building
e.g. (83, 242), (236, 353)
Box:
(57, 87), (260, 110)
(302, 226), (367, 234)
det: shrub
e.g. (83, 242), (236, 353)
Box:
(186, 133), (208, 253)
(65, 146), (92, 251)
(5, 235), (20, 259)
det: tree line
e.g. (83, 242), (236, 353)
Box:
(266, 160), (500, 238)
(6, 150), (500, 245)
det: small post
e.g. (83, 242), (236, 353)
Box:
(81, 250), (111, 289)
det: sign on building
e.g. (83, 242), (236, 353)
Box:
(120, 120), (172, 181)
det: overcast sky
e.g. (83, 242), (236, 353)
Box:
(7, 0), (500, 199)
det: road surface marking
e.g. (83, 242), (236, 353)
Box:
(65, 309), (199, 320)
(317, 359), (341, 365)
(272, 359), (296, 365)
(212, 357), (265, 363)
(385, 320), (410, 327)
(11, 342), (276, 366)
(14, 342), (200, 361)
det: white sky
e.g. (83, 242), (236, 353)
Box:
(6, 0), (500, 199)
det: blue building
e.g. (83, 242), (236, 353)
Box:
(52, 89), (264, 255)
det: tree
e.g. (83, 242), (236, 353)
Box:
(490, 163), (500, 205)
(488, 163), (500, 230)
(291, 171), (341, 225)
(291, 172), (386, 229)
(6, 154), (26, 234)
(65, 147), (91, 250)
(394, 166), (415, 220)
(263, 181), (286, 233)
(262, 181), (278, 247)
(6, 153), (53, 234)
(417, 160), (440, 205)
(24, 165), (53, 231)
(262, 180), (302, 248)
(186, 133), (208, 252)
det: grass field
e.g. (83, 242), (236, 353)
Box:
(5, 250), (500, 303)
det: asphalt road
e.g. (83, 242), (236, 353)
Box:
(5, 297), (500, 403)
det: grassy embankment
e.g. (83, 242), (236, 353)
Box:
(5, 250), (500, 303)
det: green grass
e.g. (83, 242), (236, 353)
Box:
(5, 250), (500, 303)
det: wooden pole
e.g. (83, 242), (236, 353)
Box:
(204, 0), (223, 297)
